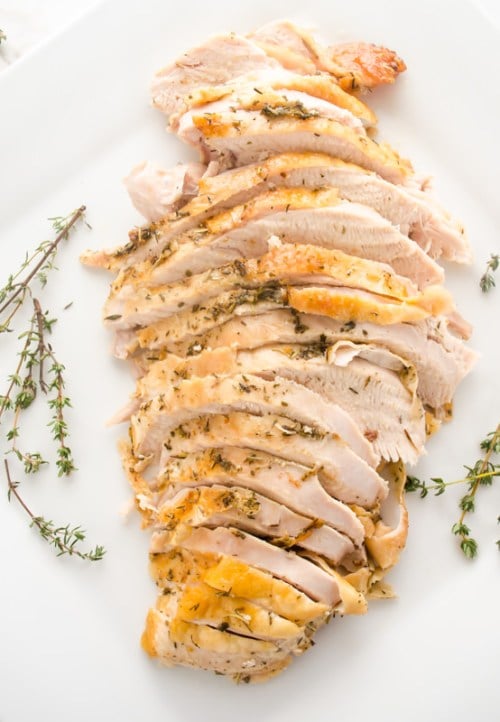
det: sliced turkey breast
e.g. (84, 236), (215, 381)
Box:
(159, 447), (365, 545)
(153, 525), (341, 605)
(134, 340), (424, 464)
(142, 608), (294, 678)
(175, 88), (367, 139)
(104, 242), (445, 331)
(82, 149), (464, 272)
(157, 485), (362, 566)
(150, 24), (400, 122)
(121, 151), (467, 263)
(131, 372), (377, 467)
(181, 153), (467, 262)
(131, 279), (452, 358)
(149, 548), (330, 623)
(108, 185), (342, 298)
(169, 310), (476, 410)
(80, 19), (478, 683)
(119, 204), (443, 291)
(153, 411), (387, 508)
(82, 184), (339, 272)
(181, 109), (412, 182)
(158, 581), (304, 642)
(132, 286), (288, 357)
(181, 70), (377, 128)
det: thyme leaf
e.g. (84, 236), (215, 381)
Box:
(479, 253), (499, 293)
(260, 102), (319, 120)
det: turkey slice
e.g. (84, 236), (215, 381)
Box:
(158, 447), (365, 545)
(168, 310), (476, 410)
(131, 371), (377, 467)
(181, 109), (412, 182)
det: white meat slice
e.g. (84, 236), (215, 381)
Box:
(135, 341), (425, 464)
(153, 411), (387, 508)
(157, 485), (362, 566)
(158, 581), (305, 642)
(108, 185), (342, 297)
(149, 546), (330, 623)
(83, 152), (465, 272)
(152, 525), (341, 606)
(136, 204), (444, 289)
(131, 372), (377, 468)
(103, 242), (442, 330)
(180, 109), (412, 182)
(181, 153), (462, 257)
(121, 152), (467, 270)
(132, 286), (289, 357)
(151, 34), (280, 116)
(143, 608), (295, 678)
(179, 69), (377, 128)
(173, 88), (366, 136)
(169, 310), (476, 410)
(401, 186), (471, 261)
(159, 447), (365, 545)
(151, 30), (379, 127)
(131, 280), (452, 358)
(82, 183), (339, 272)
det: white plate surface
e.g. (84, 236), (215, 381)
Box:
(0, 1), (499, 720)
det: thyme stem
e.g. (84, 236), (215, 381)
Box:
(5, 459), (105, 561)
(0, 326), (34, 423)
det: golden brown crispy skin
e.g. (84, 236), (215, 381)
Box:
(249, 22), (405, 92)
(192, 112), (412, 184)
(324, 42), (407, 91)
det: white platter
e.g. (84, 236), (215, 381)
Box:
(0, 1), (499, 720)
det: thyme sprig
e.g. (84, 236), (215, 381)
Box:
(479, 253), (499, 293)
(1, 298), (76, 477)
(0, 29), (6, 44)
(0, 206), (87, 333)
(5, 461), (105, 561)
(405, 424), (500, 558)
(260, 102), (319, 120)
(1, 208), (104, 561)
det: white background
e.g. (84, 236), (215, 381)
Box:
(0, 1), (499, 721)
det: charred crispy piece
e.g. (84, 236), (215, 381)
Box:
(324, 42), (407, 90)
